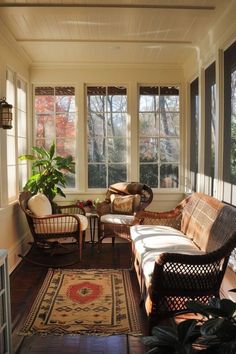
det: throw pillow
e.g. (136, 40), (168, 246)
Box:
(28, 193), (52, 217)
(110, 194), (136, 214)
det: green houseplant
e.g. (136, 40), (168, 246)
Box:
(19, 141), (75, 203)
(142, 290), (236, 354)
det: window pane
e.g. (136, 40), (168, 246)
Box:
(140, 164), (158, 188)
(35, 96), (54, 114)
(36, 115), (54, 139)
(18, 110), (27, 137)
(160, 112), (179, 136)
(231, 69), (236, 183)
(56, 138), (75, 158)
(7, 166), (16, 200)
(160, 138), (180, 162)
(88, 112), (106, 137)
(139, 113), (159, 136)
(88, 164), (106, 188)
(108, 164), (127, 185)
(56, 113), (76, 137)
(7, 136), (16, 165)
(107, 113), (127, 136)
(18, 164), (28, 192)
(139, 138), (158, 162)
(160, 164), (179, 188)
(108, 138), (126, 162)
(88, 137), (105, 163)
(55, 95), (75, 113)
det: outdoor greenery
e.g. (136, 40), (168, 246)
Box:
(19, 141), (75, 202)
(142, 291), (236, 354)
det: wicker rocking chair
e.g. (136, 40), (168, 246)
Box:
(18, 191), (88, 267)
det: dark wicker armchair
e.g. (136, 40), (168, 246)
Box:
(18, 191), (88, 266)
(97, 182), (153, 245)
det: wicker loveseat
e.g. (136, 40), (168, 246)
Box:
(130, 192), (236, 325)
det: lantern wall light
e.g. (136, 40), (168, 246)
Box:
(0, 97), (13, 129)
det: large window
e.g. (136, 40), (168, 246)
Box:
(87, 86), (128, 188)
(205, 62), (216, 195)
(223, 41), (236, 184)
(138, 86), (180, 188)
(6, 69), (27, 203)
(190, 78), (199, 191)
(34, 86), (76, 188)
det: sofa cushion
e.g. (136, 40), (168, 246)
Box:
(110, 193), (141, 214)
(34, 214), (88, 234)
(28, 193), (52, 216)
(130, 224), (204, 286)
(100, 214), (135, 225)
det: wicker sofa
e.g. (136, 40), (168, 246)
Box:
(130, 192), (236, 325)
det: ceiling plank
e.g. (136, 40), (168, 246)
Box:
(0, 3), (215, 10)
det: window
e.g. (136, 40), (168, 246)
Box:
(138, 86), (180, 188)
(6, 69), (27, 203)
(224, 41), (236, 185)
(190, 78), (199, 191)
(205, 62), (216, 195)
(34, 86), (76, 188)
(87, 86), (128, 188)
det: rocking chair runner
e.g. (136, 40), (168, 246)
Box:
(18, 191), (88, 267)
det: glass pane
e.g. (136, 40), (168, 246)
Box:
(140, 164), (158, 188)
(139, 138), (158, 162)
(107, 113), (127, 136)
(88, 137), (105, 163)
(160, 112), (179, 136)
(88, 112), (106, 137)
(160, 138), (180, 162)
(139, 113), (159, 136)
(35, 139), (52, 150)
(18, 137), (27, 157)
(56, 138), (75, 158)
(139, 95), (159, 111)
(7, 166), (16, 200)
(55, 96), (75, 113)
(88, 94), (105, 113)
(108, 138), (126, 163)
(88, 164), (106, 188)
(36, 115), (55, 139)
(160, 164), (179, 188)
(107, 94), (127, 112)
(56, 114), (76, 137)
(108, 164), (127, 185)
(211, 83), (216, 177)
(35, 96), (54, 114)
(7, 136), (16, 165)
(159, 92), (179, 112)
(231, 70), (236, 183)
(18, 110), (27, 137)
(64, 172), (75, 188)
(18, 164), (28, 192)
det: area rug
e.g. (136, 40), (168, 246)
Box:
(19, 268), (142, 336)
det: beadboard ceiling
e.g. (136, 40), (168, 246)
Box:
(0, 0), (229, 66)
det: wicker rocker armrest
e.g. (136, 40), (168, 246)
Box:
(96, 201), (111, 216)
(135, 208), (182, 230)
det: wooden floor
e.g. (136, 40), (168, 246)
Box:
(10, 242), (148, 354)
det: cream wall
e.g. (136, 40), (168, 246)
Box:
(0, 35), (31, 272)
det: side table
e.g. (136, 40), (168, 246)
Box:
(85, 212), (98, 246)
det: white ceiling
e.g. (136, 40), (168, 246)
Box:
(0, 0), (230, 66)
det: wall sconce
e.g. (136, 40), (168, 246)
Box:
(0, 97), (13, 129)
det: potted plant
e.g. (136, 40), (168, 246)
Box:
(142, 290), (236, 354)
(19, 141), (75, 206)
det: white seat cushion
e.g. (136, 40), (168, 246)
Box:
(130, 225), (204, 286)
(34, 214), (88, 234)
(28, 193), (52, 216)
(100, 214), (135, 225)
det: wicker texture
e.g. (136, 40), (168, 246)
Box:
(97, 183), (153, 244)
(131, 193), (236, 325)
(19, 191), (86, 262)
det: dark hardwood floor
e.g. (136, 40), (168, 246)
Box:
(10, 242), (148, 354)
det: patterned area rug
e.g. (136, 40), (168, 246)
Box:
(19, 268), (142, 336)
